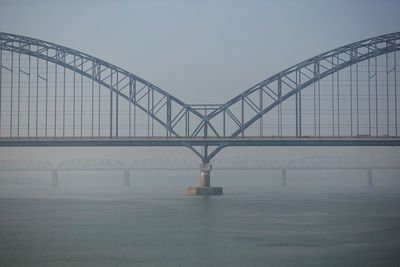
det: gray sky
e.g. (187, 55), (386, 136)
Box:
(1, 0), (399, 103)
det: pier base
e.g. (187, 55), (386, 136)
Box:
(187, 186), (223, 196)
(187, 163), (223, 196)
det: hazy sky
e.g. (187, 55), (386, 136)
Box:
(0, 0), (399, 167)
(1, 0), (399, 103)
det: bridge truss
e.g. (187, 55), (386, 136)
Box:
(0, 32), (399, 164)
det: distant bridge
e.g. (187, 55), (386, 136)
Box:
(0, 32), (399, 193)
(0, 156), (398, 187)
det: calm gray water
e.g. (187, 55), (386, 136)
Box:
(1, 175), (400, 267)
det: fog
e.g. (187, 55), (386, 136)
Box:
(1, 2), (400, 266)
(0, 0), (399, 188)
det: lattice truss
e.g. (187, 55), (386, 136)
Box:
(0, 32), (399, 140)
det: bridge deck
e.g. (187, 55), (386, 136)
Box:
(0, 137), (399, 147)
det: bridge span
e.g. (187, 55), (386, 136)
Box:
(0, 156), (398, 189)
(1, 32), (400, 194)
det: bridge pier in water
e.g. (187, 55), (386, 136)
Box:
(367, 169), (373, 187)
(123, 169), (131, 187)
(281, 169), (288, 187)
(187, 163), (223, 196)
(51, 170), (59, 187)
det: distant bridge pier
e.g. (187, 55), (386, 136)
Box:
(123, 169), (131, 187)
(187, 163), (223, 196)
(281, 169), (288, 187)
(367, 169), (373, 187)
(51, 169), (59, 187)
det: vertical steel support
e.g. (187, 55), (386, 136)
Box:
(98, 79), (101, 137)
(28, 52), (31, 137)
(45, 50), (48, 137)
(295, 71), (299, 137)
(133, 80), (137, 137)
(375, 56), (378, 136)
(331, 61), (335, 136)
(317, 62), (321, 136)
(241, 96), (244, 137)
(128, 77), (132, 137)
(91, 64), (94, 137)
(187, 109), (190, 137)
(395, 51), (398, 136)
(204, 106), (208, 139)
(336, 56), (340, 136)
(167, 97), (171, 137)
(73, 56), (76, 137)
(386, 53), (389, 135)
(0, 49), (2, 136)
(10, 51), (13, 137)
(147, 86), (150, 136)
(116, 72), (119, 137)
(350, 62), (353, 136)
(109, 70), (113, 137)
(278, 78), (282, 136)
(151, 89), (154, 136)
(298, 70), (302, 137)
(368, 57), (371, 135)
(63, 66), (65, 137)
(313, 64), (317, 136)
(80, 61), (83, 137)
(356, 61), (359, 136)
(223, 109), (226, 137)
(54, 63), (57, 137)
(259, 87), (263, 136)
(36, 50), (39, 137)
(17, 51), (20, 137)
(186, 109), (189, 137)
(203, 146), (208, 164)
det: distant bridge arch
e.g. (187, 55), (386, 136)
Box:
(286, 156), (362, 169)
(58, 158), (125, 170)
(0, 159), (53, 170)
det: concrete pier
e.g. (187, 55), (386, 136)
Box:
(367, 169), (373, 187)
(51, 170), (59, 187)
(187, 163), (223, 196)
(123, 169), (131, 187)
(281, 169), (288, 187)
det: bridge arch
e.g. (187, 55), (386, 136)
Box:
(0, 32), (204, 139)
(0, 32), (399, 164)
(205, 32), (400, 161)
(206, 32), (400, 137)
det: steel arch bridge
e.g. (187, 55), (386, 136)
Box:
(0, 32), (400, 166)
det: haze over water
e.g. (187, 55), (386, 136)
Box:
(1, 170), (400, 267)
(1, 0), (400, 266)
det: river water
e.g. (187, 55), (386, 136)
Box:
(0, 173), (400, 266)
